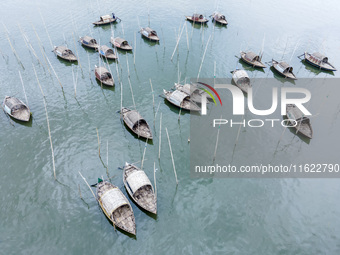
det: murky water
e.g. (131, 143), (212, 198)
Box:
(1, 0), (340, 254)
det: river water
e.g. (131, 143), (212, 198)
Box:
(1, 0), (340, 254)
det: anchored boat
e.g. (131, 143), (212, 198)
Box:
(3, 96), (30, 122)
(79, 36), (99, 50)
(140, 27), (160, 42)
(240, 51), (266, 68)
(163, 89), (200, 111)
(96, 179), (136, 235)
(123, 163), (157, 214)
(211, 12), (228, 25)
(174, 83), (212, 104)
(286, 104), (313, 139)
(111, 37), (133, 50)
(99, 45), (117, 60)
(53, 46), (77, 62)
(232, 69), (251, 94)
(185, 14), (209, 24)
(93, 13), (119, 26)
(94, 66), (114, 86)
(121, 107), (153, 140)
(301, 52), (336, 71)
(271, 60), (297, 80)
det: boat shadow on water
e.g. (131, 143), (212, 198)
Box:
(300, 60), (335, 76)
(163, 99), (201, 116)
(188, 22), (208, 29)
(95, 79), (116, 91)
(9, 114), (33, 127)
(56, 57), (78, 67)
(140, 36), (160, 46)
(238, 59), (265, 73)
(270, 67), (296, 85)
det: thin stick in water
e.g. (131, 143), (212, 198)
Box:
(78, 172), (96, 200)
(96, 128), (101, 158)
(158, 113), (162, 159)
(154, 162), (157, 198)
(165, 128), (178, 185)
(33, 64), (56, 180)
(197, 35), (211, 80)
(141, 139), (148, 170)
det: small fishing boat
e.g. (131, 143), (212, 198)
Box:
(302, 52), (336, 71)
(271, 60), (297, 80)
(96, 179), (136, 235)
(286, 104), (313, 139)
(185, 14), (209, 24)
(53, 46), (77, 62)
(79, 36), (99, 50)
(232, 69), (251, 94)
(240, 51), (266, 68)
(99, 45), (117, 60)
(174, 83), (212, 104)
(121, 107), (153, 140)
(3, 96), (30, 122)
(94, 65), (114, 86)
(163, 89), (200, 111)
(211, 12), (228, 25)
(140, 27), (160, 42)
(110, 37), (133, 51)
(123, 163), (157, 214)
(93, 13), (119, 26)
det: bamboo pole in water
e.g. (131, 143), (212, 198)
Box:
(154, 162), (157, 198)
(96, 128), (101, 158)
(33, 64), (56, 180)
(134, 31), (136, 65)
(72, 33), (82, 70)
(141, 139), (148, 170)
(18, 71), (28, 105)
(165, 128), (178, 185)
(170, 22), (185, 61)
(149, 78), (155, 109)
(3, 24), (24, 68)
(40, 11), (53, 49)
(197, 35), (211, 80)
(43, 51), (63, 89)
(78, 172), (96, 200)
(158, 113), (162, 159)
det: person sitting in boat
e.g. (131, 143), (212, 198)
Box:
(112, 13), (115, 19)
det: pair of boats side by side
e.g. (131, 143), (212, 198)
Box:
(95, 162), (157, 235)
(185, 12), (228, 25)
(239, 51), (336, 78)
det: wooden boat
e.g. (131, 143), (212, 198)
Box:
(303, 52), (336, 71)
(94, 65), (114, 86)
(174, 83), (212, 104)
(163, 89), (200, 111)
(286, 104), (313, 139)
(110, 37), (132, 51)
(96, 179), (136, 235)
(53, 46), (77, 62)
(3, 96), (30, 122)
(140, 27), (160, 42)
(211, 12), (228, 25)
(79, 36), (99, 50)
(99, 45), (117, 60)
(121, 107), (153, 140)
(123, 163), (157, 214)
(240, 51), (266, 68)
(93, 13), (118, 26)
(232, 69), (251, 94)
(271, 60), (297, 80)
(185, 14), (209, 24)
